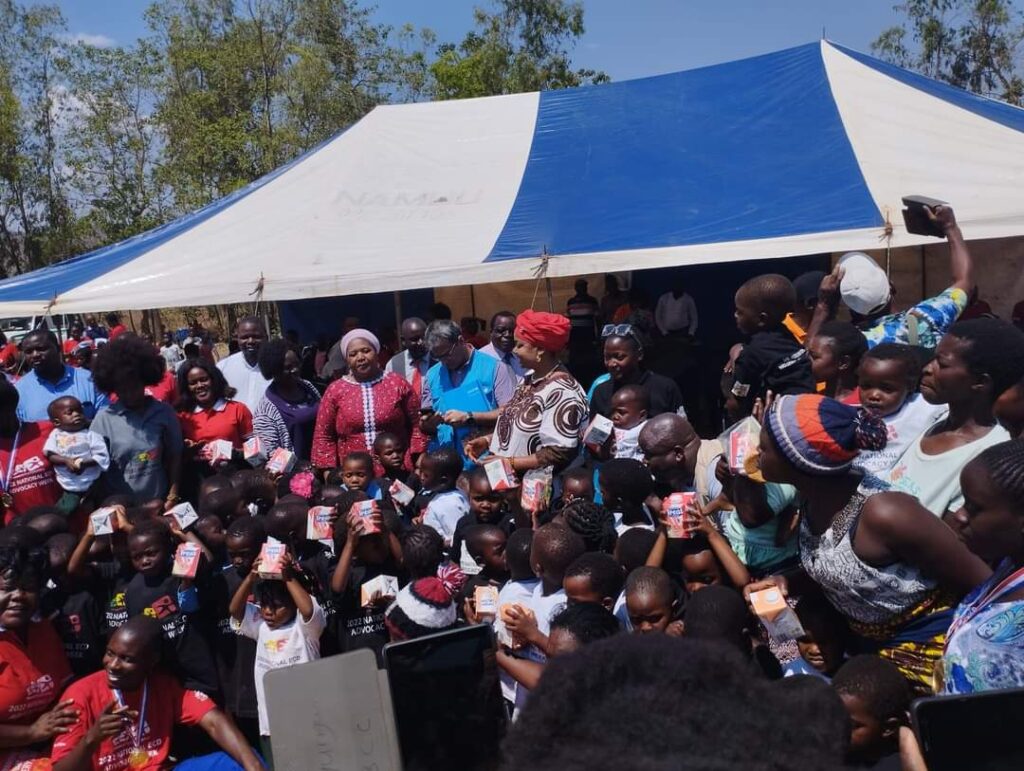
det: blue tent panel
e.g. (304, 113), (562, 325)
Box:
(485, 43), (882, 262)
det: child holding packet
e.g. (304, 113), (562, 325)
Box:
(230, 549), (325, 763)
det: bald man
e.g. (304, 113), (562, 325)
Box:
(217, 316), (270, 413)
(638, 413), (700, 494)
(385, 317), (430, 397)
(52, 617), (263, 771)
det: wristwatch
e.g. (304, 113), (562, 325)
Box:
(466, 411), (477, 426)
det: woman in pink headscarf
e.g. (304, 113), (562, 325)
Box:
(311, 329), (425, 475)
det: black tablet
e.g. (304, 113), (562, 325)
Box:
(383, 623), (506, 771)
(911, 687), (1024, 771)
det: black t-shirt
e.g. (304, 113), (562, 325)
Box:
(95, 560), (134, 634)
(379, 472), (421, 526)
(335, 558), (403, 666)
(590, 369), (683, 419)
(731, 328), (814, 408)
(124, 571), (220, 696)
(298, 542), (341, 657)
(42, 582), (104, 677)
(202, 566), (258, 719)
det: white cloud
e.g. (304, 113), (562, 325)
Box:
(64, 32), (117, 48)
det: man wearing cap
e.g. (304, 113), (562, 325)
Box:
(809, 204), (973, 349)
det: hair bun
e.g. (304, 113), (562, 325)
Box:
(853, 409), (888, 452)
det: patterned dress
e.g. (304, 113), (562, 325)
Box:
(800, 484), (954, 693)
(942, 559), (1024, 694)
(311, 372), (425, 470)
(489, 368), (588, 463)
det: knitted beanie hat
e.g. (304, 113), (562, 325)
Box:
(765, 394), (887, 476)
(385, 576), (457, 641)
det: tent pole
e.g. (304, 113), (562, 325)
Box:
(469, 285), (477, 322)
(393, 291), (403, 335)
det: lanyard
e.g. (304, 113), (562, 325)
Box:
(0, 426), (22, 498)
(113, 679), (149, 750)
(948, 561), (1024, 641)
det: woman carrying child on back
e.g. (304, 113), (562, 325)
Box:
(752, 393), (990, 693)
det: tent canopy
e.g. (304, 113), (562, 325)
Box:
(1, 40), (1022, 315)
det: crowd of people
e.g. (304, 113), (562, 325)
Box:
(1, 203), (1023, 770)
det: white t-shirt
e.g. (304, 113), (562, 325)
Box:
(855, 395), (947, 477)
(885, 422), (1012, 517)
(422, 490), (469, 546)
(234, 598), (326, 735)
(612, 504), (655, 536)
(513, 585), (567, 715)
(42, 428), (110, 492)
(217, 352), (271, 414)
(613, 590), (632, 631)
(492, 578), (540, 703)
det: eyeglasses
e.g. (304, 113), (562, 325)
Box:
(602, 323), (644, 341)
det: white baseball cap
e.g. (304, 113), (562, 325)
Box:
(838, 252), (890, 316)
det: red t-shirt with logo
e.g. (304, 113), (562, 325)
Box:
(177, 401), (253, 449)
(0, 422), (63, 525)
(51, 668), (216, 771)
(0, 618), (74, 727)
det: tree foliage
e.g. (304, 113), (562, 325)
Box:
(431, 0), (607, 99)
(873, 0), (1024, 105)
(0, 0), (601, 278)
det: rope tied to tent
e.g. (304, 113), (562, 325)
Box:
(880, 208), (894, 277)
(249, 273), (266, 313)
(530, 251), (553, 311)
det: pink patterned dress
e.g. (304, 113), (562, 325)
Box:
(311, 372), (425, 470)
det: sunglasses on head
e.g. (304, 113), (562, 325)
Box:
(601, 323), (636, 339)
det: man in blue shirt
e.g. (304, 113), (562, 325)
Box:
(15, 329), (108, 421)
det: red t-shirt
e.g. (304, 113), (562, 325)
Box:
(0, 619), (74, 727)
(0, 422), (62, 525)
(177, 400), (253, 449)
(109, 325), (127, 340)
(51, 668), (216, 771)
(145, 371), (178, 405)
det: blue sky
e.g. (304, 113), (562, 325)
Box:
(53, 0), (904, 80)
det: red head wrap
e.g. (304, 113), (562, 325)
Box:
(516, 309), (570, 353)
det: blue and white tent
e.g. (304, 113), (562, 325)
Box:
(0, 40), (1022, 315)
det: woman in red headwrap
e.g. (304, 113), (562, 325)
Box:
(465, 310), (588, 475)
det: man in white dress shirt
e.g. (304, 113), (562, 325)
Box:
(217, 316), (270, 413)
(655, 281), (699, 338)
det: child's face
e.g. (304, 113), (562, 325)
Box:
(807, 335), (839, 385)
(50, 398), (87, 432)
(473, 532), (508, 576)
(561, 476), (594, 505)
(682, 551), (723, 595)
(858, 357), (912, 418)
(610, 393), (647, 430)
(128, 533), (170, 578)
(342, 459), (373, 491)
(260, 598), (298, 630)
(374, 438), (406, 472)
(195, 516), (226, 553)
(416, 458), (438, 490)
(226, 533), (261, 576)
(839, 692), (891, 762)
(733, 288), (762, 336)
(919, 334), (976, 407)
(564, 575), (612, 610)
(468, 477), (503, 522)
(796, 627), (844, 676)
(356, 533), (391, 565)
(626, 589), (673, 634)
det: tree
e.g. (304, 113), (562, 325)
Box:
(873, 0), (1024, 105)
(431, 0), (608, 100)
(59, 41), (169, 245)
